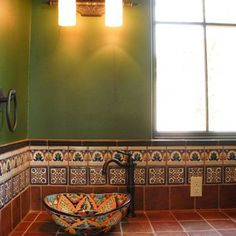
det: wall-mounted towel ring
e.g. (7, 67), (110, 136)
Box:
(0, 89), (17, 132)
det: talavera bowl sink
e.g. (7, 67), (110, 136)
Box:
(43, 193), (131, 235)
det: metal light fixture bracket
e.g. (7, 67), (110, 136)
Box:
(48, 0), (136, 17)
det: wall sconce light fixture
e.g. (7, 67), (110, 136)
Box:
(48, 0), (136, 27)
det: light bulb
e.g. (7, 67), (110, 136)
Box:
(105, 0), (123, 27)
(58, 0), (76, 27)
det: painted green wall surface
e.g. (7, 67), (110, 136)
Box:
(0, 0), (31, 145)
(29, 0), (152, 139)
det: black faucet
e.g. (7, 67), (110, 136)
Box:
(102, 150), (136, 217)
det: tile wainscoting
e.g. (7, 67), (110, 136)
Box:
(1, 139), (236, 235)
(0, 143), (31, 236)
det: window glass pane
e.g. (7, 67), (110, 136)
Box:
(155, 0), (203, 22)
(207, 26), (236, 131)
(155, 25), (206, 132)
(205, 0), (236, 23)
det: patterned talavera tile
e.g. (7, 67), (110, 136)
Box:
(130, 151), (146, 166)
(11, 146), (29, 157)
(134, 167), (146, 185)
(205, 166), (223, 184)
(88, 150), (106, 166)
(167, 167), (185, 185)
(68, 150), (87, 166)
(69, 167), (87, 185)
(49, 147), (69, 166)
(109, 168), (126, 185)
(89, 167), (106, 185)
(148, 167), (166, 185)
(224, 166), (236, 184)
(108, 147), (129, 160)
(147, 148), (166, 166)
(127, 146), (147, 151)
(187, 167), (204, 184)
(30, 167), (48, 185)
(4, 179), (12, 204)
(0, 161), (3, 177)
(19, 171), (26, 191)
(30, 149), (48, 166)
(127, 147), (147, 166)
(185, 147), (204, 166)
(204, 146), (224, 165)
(111, 151), (126, 164)
(49, 167), (67, 185)
(12, 174), (20, 197)
(0, 183), (5, 209)
(0, 150), (12, 161)
(167, 147), (186, 166)
(223, 147), (236, 165)
(25, 168), (30, 186)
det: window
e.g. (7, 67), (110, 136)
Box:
(154, 0), (236, 136)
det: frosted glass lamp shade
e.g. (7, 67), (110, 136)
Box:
(58, 0), (76, 26)
(105, 0), (123, 27)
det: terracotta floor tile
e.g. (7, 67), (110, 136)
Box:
(24, 233), (56, 236)
(36, 212), (52, 222)
(198, 211), (229, 220)
(151, 221), (183, 232)
(146, 211), (176, 221)
(223, 210), (236, 219)
(103, 233), (122, 236)
(187, 231), (220, 236)
(154, 233), (188, 236)
(180, 221), (212, 231)
(10, 210), (236, 236)
(23, 212), (40, 222)
(123, 211), (148, 222)
(123, 233), (154, 236)
(14, 221), (32, 232)
(110, 224), (121, 232)
(207, 219), (236, 230)
(218, 230), (236, 236)
(122, 222), (153, 233)
(173, 211), (203, 221)
(26, 222), (59, 233)
(9, 233), (24, 236)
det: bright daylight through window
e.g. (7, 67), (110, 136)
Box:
(154, 0), (236, 134)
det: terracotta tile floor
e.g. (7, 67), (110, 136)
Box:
(9, 209), (236, 236)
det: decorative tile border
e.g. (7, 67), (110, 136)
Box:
(108, 167), (126, 185)
(0, 168), (30, 209)
(69, 167), (87, 185)
(49, 167), (67, 185)
(148, 167), (166, 185)
(134, 167), (146, 185)
(167, 167), (185, 185)
(89, 167), (106, 185)
(224, 166), (236, 184)
(30, 167), (48, 185)
(187, 166), (204, 184)
(205, 166), (223, 184)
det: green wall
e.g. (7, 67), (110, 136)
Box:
(0, 0), (31, 145)
(28, 0), (152, 139)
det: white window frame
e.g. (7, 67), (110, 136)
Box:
(152, 0), (236, 139)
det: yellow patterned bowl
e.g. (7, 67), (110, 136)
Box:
(43, 193), (131, 235)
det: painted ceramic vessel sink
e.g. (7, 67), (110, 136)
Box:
(43, 192), (131, 235)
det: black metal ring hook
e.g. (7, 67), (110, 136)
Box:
(6, 89), (17, 132)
